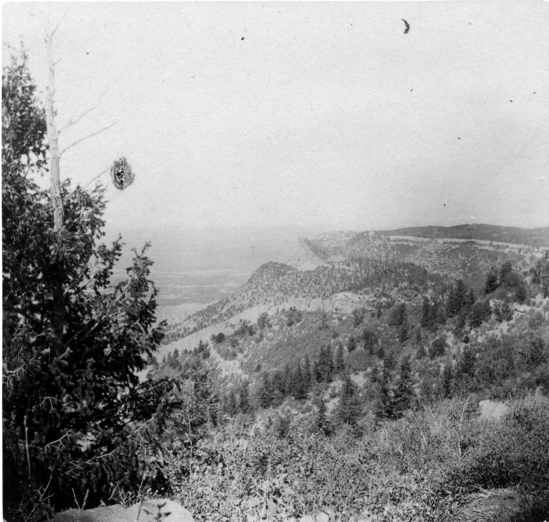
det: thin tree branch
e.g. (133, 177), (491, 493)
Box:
(64, 169), (109, 204)
(50, 22), (61, 38)
(60, 122), (117, 157)
(81, 168), (109, 190)
(60, 93), (105, 133)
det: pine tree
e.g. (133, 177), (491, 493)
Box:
(317, 345), (334, 382)
(239, 381), (251, 414)
(315, 398), (330, 435)
(257, 372), (273, 409)
(389, 303), (407, 327)
(384, 350), (397, 372)
(325, 344), (334, 382)
(421, 297), (432, 328)
(485, 267), (499, 295)
(398, 322), (409, 343)
(447, 279), (467, 317)
(416, 345), (427, 359)
(362, 329), (378, 353)
(225, 390), (238, 415)
(283, 363), (293, 396)
(376, 369), (394, 420)
(293, 365), (307, 400)
(470, 300), (491, 328)
(499, 261), (513, 287)
(465, 288), (475, 308)
(271, 370), (286, 406)
(336, 375), (361, 426)
(334, 343), (345, 373)
(347, 335), (357, 352)
(441, 364), (453, 398)
(302, 355), (312, 392)
(393, 356), (414, 415)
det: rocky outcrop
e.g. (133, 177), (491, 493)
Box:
(289, 237), (326, 271)
(51, 499), (193, 522)
(323, 292), (375, 314)
(479, 400), (509, 421)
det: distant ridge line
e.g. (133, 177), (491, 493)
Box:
(375, 224), (549, 247)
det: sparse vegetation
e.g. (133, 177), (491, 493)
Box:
(4, 48), (549, 522)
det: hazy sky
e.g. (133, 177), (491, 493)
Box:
(3, 2), (549, 234)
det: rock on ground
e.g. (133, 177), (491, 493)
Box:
(51, 499), (194, 522)
(479, 400), (509, 421)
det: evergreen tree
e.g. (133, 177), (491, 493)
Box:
(317, 345), (334, 382)
(256, 372), (273, 409)
(336, 375), (361, 426)
(393, 356), (414, 415)
(283, 363), (293, 396)
(531, 251), (549, 298)
(441, 364), (453, 398)
(315, 398), (330, 435)
(3, 51), (169, 511)
(515, 283), (527, 304)
(376, 370), (395, 420)
(454, 346), (478, 394)
(314, 349), (324, 383)
(389, 303), (407, 327)
(416, 345), (427, 359)
(334, 343), (345, 373)
(225, 390), (238, 415)
(421, 297), (433, 328)
(447, 279), (467, 317)
(352, 308), (364, 327)
(347, 335), (357, 353)
(239, 381), (251, 414)
(302, 355), (312, 392)
(384, 350), (397, 372)
(470, 300), (492, 328)
(257, 312), (271, 330)
(464, 288), (475, 309)
(398, 321), (409, 343)
(362, 329), (378, 353)
(325, 344), (334, 381)
(312, 360), (321, 384)
(293, 365), (307, 400)
(499, 261), (513, 287)
(435, 304), (447, 326)
(484, 267), (499, 294)
(376, 345), (385, 360)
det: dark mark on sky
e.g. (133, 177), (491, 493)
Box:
(402, 19), (410, 34)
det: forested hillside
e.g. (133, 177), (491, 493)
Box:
(163, 230), (539, 344)
(147, 249), (549, 522)
(4, 46), (549, 522)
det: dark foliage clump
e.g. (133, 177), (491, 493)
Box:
(3, 50), (170, 516)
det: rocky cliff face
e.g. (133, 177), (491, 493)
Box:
(289, 237), (326, 270)
(293, 230), (392, 263)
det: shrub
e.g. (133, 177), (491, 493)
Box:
(430, 336), (447, 359)
(447, 395), (549, 495)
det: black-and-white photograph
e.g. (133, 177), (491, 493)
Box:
(3, 2), (549, 521)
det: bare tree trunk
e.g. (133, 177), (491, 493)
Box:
(45, 30), (65, 357)
(45, 31), (63, 231)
